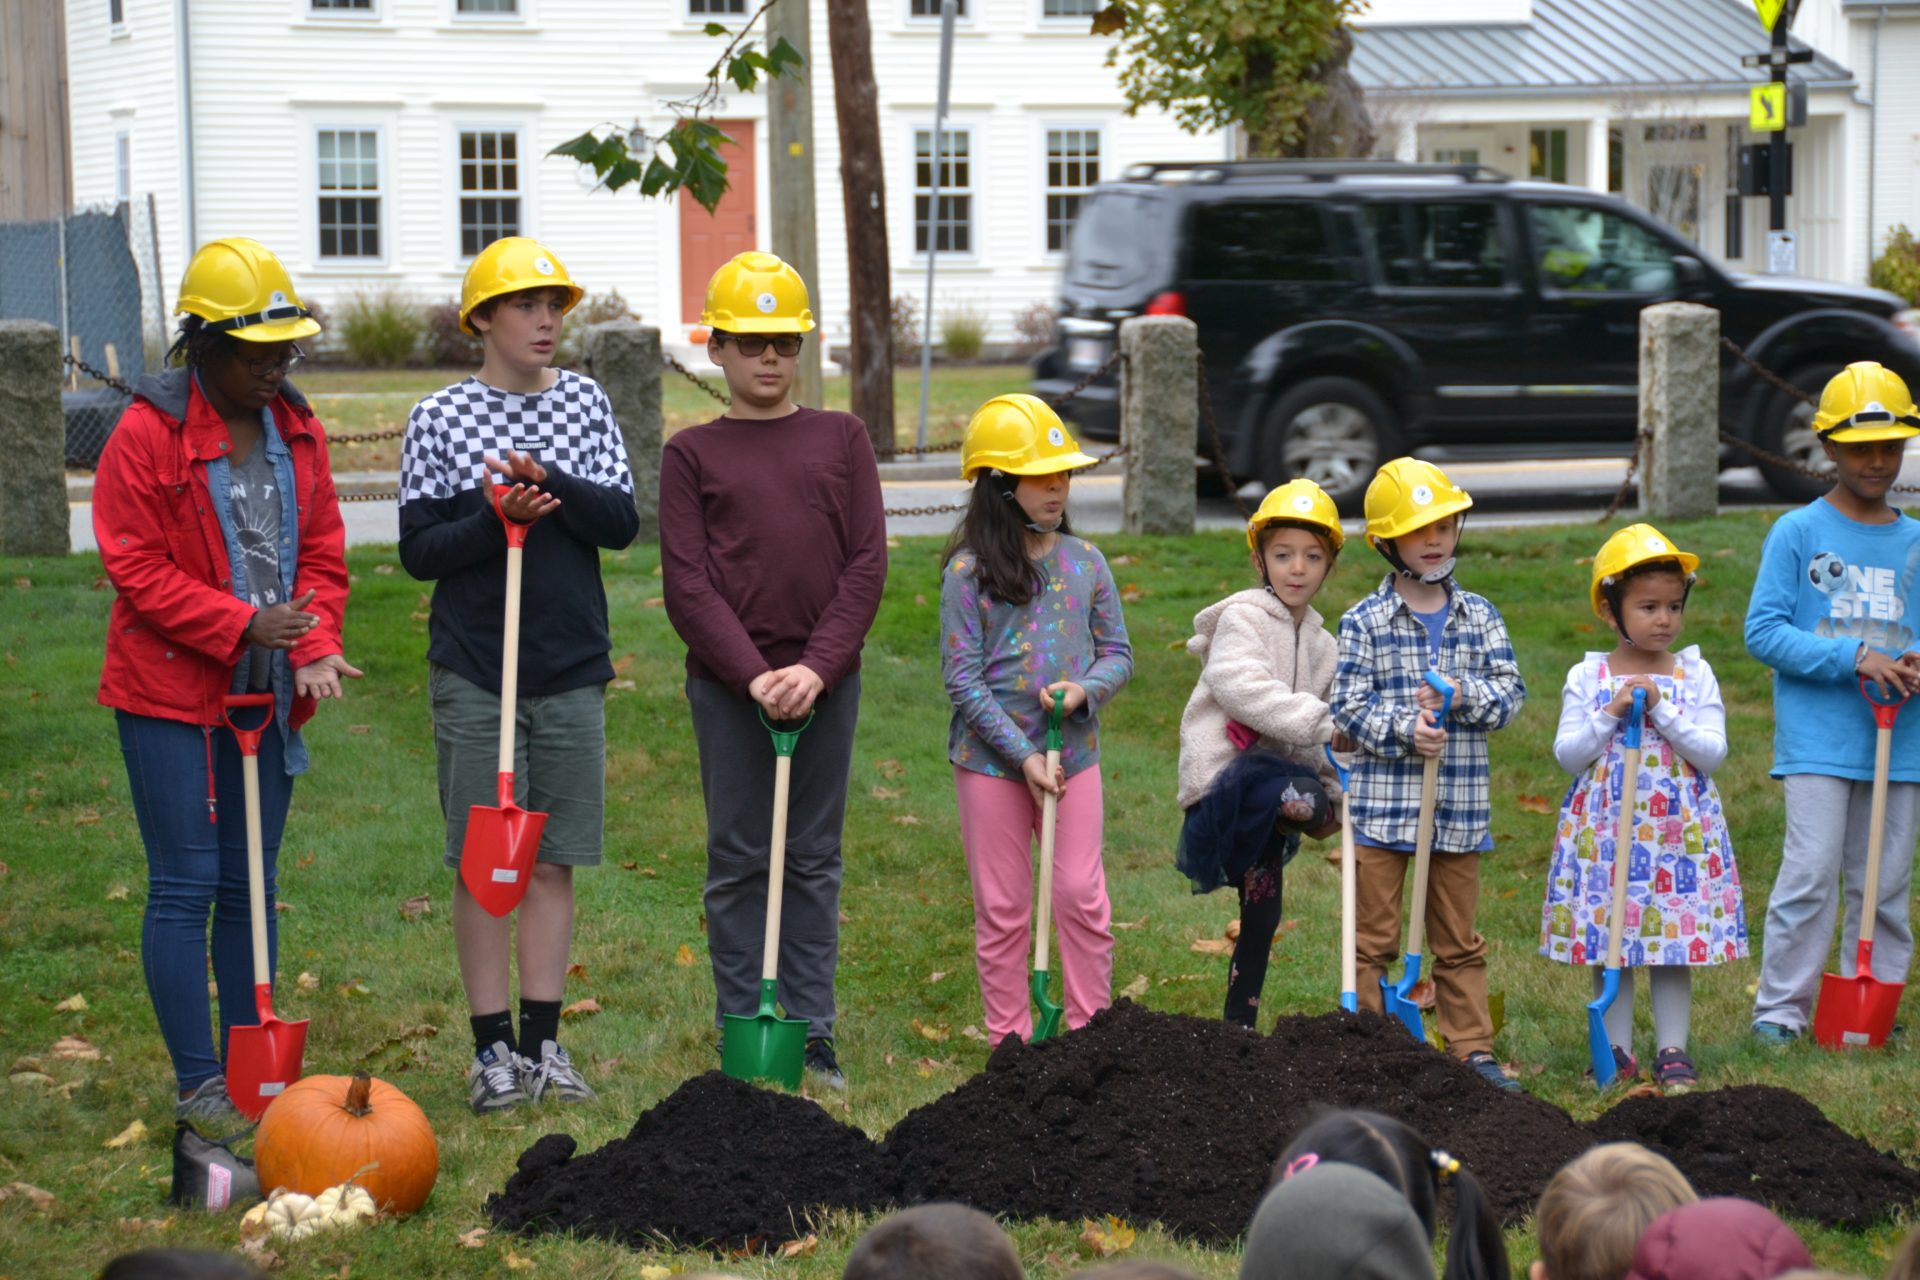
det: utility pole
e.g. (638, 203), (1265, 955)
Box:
(1742, 0), (1807, 273)
(827, 0), (894, 453)
(768, 0), (824, 410)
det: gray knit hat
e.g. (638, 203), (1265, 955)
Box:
(1240, 1164), (1433, 1280)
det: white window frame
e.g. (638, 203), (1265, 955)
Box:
(450, 0), (525, 21)
(305, 0), (381, 20)
(905, 0), (972, 26)
(1038, 0), (1101, 21)
(908, 121), (978, 260)
(114, 131), (132, 205)
(1041, 123), (1102, 258)
(454, 124), (527, 260)
(108, 0), (128, 33)
(311, 123), (389, 266)
(685, 0), (750, 21)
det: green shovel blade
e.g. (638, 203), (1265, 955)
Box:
(721, 979), (807, 1089)
(1030, 967), (1063, 1042)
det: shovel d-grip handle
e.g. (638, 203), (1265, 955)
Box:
(220, 693), (275, 757)
(1860, 675), (1911, 732)
(1046, 687), (1066, 752)
(758, 706), (815, 757)
(1624, 687), (1646, 748)
(1323, 742), (1351, 791)
(1422, 669), (1455, 723)
(489, 484), (534, 549)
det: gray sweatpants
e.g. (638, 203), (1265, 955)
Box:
(1753, 773), (1920, 1032)
(688, 673), (859, 1039)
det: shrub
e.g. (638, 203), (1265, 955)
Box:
(423, 299), (482, 368)
(1870, 225), (1920, 306)
(939, 302), (988, 361)
(1011, 301), (1057, 359)
(891, 294), (921, 366)
(338, 289), (424, 368)
(557, 289), (641, 368)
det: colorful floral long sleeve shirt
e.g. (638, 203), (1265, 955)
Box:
(941, 535), (1133, 779)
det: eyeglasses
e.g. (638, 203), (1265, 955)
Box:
(720, 334), (803, 358)
(238, 344), (305, 377)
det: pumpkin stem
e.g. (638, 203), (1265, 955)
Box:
(345, 1071), (374, 1117)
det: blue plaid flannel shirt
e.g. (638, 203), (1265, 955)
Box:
(1331, 575), (1526, 853)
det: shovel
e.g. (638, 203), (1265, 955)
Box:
(1030, 689), (1068, 1043)
(1325, 743), (1359, 1014)
(220, 693), (308, 1121)
(460, 486), (549, 918)
(1383, 671), (1453, 1040)
(721, 708), (814, 1088)
(1588, 687), (1646, 1087)
(1813, 678), (1911, 1050)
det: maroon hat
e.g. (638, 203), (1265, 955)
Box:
(1624, 1198), (1813, 1280)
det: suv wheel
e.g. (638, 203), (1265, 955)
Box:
(1754, 364), (1840, 503)
(1261, 376), (1398, 511)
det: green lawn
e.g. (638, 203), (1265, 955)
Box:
(296, 363), (1024, 475)
(2, 513), (1916, 1278)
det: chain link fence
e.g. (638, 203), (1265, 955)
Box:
(1, 200), (166, 468)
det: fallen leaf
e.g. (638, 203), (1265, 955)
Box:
(105, 1118), (147, 1149)
(296, 971), (320, 992)
(116, 1216), (168, 1233)
(372, 562), (396, 575)
(674, 944), (696, 967)
(1278, 918), (1302, 935)
(398, 895), (432, 921)
(13, 577), (30, 590)
(928, 971), (948, 984)
(1112, 916), (1148, 931)
(356, 1023), (438, 1073)
(1410, 978), (1437, 1010)
(104, 884), (129, 901)
(1223, 919), (1242, 942)
(0, 1181), (55, 1210)
(1189, 938), (1235, 956)
(49, 1036), (100, 1061)
(1079, 1214), (1137, 1258)
(347, 724), (372, 735)
(457, 1226), (490, 1249)
(875, 759), (906, 780)
(274, 902), (291, 914)
(1109, 553), (1137, 566)
(869, 785), (904, 801)
(780, 1233), (820, 1259)
(504, 1252), (535, 1271)
(115, 948), (136, 963)
(297, 851), (315, 868)
(237, 1238), (280, 1268)
(567, 963), (588, 979)
(595, 1055), (623, 1079)
(337, 978), (373, 998)
(889, 814), (921, 826)
(961, 1025), (989, 1042)
(638, 1267), (672, 1280)
(54, 993), (88, 1013)
(561, 998), (602, 1018)
(621, 861), (639, 870)
(1119, 974), (1149, 1000)
(1119, 583), (1146, 603)
(1626, 1082), (1661, 1099)
(9, 1071), (52, 1088)
(1515, 793), (1553, 815)
(10, 1056), (44, 1074)
(913, 593), (928, 607)
(610, 679), (637, 691)
(910, 1018), (950, 1042)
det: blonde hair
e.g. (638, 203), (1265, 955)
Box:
(1535, 1143), (1697, 1280)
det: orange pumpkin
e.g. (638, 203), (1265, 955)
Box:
(255, 1071), (438, 1215)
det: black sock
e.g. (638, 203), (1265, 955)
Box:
(471, 1010), (516, 1058)
(520, 999), (563, 1055)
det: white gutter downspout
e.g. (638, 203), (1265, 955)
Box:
(1868, 6), (1885, 270)
(176, 0), (197, 255)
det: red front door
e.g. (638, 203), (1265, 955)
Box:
(680, 120), (757, 323)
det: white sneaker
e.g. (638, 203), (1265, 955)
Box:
(467, 1041), (530, 1114)
(525, 1040), (595, 1105)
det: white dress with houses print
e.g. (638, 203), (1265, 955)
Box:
(1540, 648), (1748, 968)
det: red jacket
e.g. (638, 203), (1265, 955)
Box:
(94, 370), (349, 731)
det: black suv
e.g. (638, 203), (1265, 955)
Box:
(1033, 160), (1920, 506)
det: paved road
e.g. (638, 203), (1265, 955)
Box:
(64, 453), (1920, 552)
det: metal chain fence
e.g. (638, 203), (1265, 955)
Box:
(2, 201), (165, 468)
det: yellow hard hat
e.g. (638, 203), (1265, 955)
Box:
(1590, 523), (1701, 619)
(1810, 361), (1920, 442)
(1246, 479), (1345, 553)
(459, 236), (584, 335)
(700, 251), (815, 334)
(960, 394), (1098, 480)
(176, 238), (320, 343)
(1363, 457), (1473, 549)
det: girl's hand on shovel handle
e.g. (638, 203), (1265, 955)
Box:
(294, 653), (365, 700)
(1040, 681), (1087, 716)
(1607, 675), (1663, 717)
(245, 590), (319, 649)
(1022, 751), (1065, 812)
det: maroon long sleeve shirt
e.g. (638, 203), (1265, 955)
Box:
(659, 407), (888, 694)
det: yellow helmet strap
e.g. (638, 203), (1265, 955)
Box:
(1599, 560), (1694, 648)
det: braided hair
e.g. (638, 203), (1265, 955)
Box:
(167, 314), (237, 370)
(1274, 1109), (1508, 1280)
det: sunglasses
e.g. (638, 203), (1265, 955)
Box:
(718, 333), (803, 358)
(237, 344), (305, 377)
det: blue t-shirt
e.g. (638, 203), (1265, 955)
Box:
(1744, 496), (1920, 782)
(1411, 604), (1447, 665)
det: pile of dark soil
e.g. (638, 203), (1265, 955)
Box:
(1589, 1083), (1920, 1228)
(489, 1004), (1920, 1250)
(885, 1000), (1590, 1238)
(485, 1071), (891, 1250)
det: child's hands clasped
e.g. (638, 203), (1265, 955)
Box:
(1606, 675), (1663, 717)
(1040, 680), (1087, 716)
(1860, 648), (1920, 699)
(750, 663), (825, 720)
(487, 451), (561, 524)
(1021, 751), (1066, 811)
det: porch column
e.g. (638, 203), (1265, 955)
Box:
(1395, 121), (1418, 163)
(1585, 116), (1610, 192)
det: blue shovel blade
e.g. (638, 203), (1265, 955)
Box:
(1587, 968), (1622, 1086)
(1381, 953), (1426, 1039)
(1339, 990), (1358, 1014)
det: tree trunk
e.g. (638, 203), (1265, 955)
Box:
(1279, 27), (1375, 159)
(826, 0), (894, 453)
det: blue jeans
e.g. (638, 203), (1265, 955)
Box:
(118, 711), (294, 1091)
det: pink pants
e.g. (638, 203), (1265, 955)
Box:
(954, 765), (1114, 1044)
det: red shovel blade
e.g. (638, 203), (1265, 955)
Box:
(1813, 941), (1905, 1049)
(460, 774), (548, 917)
(227, 984), (309, 1121)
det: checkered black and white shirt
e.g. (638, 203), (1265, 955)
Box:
(1331, 575), (1527, 853)
(397, 371), (639, 696)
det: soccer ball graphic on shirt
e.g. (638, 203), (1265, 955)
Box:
(1807, 551), (1848, 596)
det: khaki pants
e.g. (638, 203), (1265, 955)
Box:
(1353, 843), (1493, 1057)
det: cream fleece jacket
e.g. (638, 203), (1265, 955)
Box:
(1176, 587), (1339, 809)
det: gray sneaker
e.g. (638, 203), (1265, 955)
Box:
(175, 1075), (247, 1137)
(467, 1041), (530, 1114)
(525, 1040), (595, 1104)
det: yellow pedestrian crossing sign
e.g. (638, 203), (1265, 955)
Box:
(1751, 83), (1787, 132)
(1754, 0), (1787, 31)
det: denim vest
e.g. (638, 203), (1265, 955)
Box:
(204, 397), (308, 777)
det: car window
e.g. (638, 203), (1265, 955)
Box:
(1527, 204), (1676, 294)
(1363, 201), (1507, 288)
(1187, 201), (1341, 282)
(1065, 190), (1172, 293)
